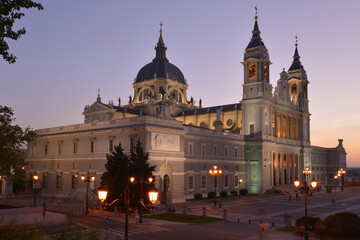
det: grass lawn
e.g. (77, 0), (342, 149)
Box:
(145, 213), (221, 223)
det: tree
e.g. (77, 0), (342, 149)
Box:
(0, 106), (35, 182)
(129, 140), (156, 202)
(0, 0), (43, 63)
(101, 143), (130, 204)
(101, 141), (156, 206)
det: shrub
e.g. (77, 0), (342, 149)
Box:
(208, 191), (216, 199)
(220, 191), (227, 198)
(324, 212), (360, 238)
(239, 189), (248, 196)
(194, 193), (203, 200)
(295, 216), (322, 231)
(231, 190), (238, 196)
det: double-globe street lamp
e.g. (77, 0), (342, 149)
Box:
(130, 176), (153, 223)
(338, 168), (346, 191)
(81, 172), (95, 214)
(209, 165), (222, 207)
(294, 168), (318, 240)
(97, 181), (158, 240)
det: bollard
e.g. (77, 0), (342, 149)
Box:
(223, 209), (227, 220)
(237, 218), (240, 223)
(248, 219), (251, 224)
(202, 207), (207, 217)
(183, 206), (187, 215)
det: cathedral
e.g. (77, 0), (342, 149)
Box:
(25, 15), (346, 203)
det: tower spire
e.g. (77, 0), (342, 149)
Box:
(288, 36), (304, 71)
(246, 7), (266, 50)
(97, 89), (101, 102)
(153, 21), (168, 62)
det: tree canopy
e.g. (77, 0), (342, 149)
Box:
(0, 0), (43, 63)
(101, 140), (156, 205)
(0, 105), (35, 181)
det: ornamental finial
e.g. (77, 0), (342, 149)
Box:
(255, 6), (258, 20)
(160, 21), (163, 34)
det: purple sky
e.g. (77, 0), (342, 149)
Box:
(1, 0), (359, 166)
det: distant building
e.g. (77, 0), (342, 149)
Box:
(25, 15), (346, 203)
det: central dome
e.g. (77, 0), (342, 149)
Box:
(135, 61), (185, 84)
(135, 31), (186, 84)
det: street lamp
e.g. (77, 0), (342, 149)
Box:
(237, 178), (243, 198)
(81, 172), (95, 214)
(129, 176), (154, 223)
(338, 168), (346, 191)
(97, 185), (108, 214)
(33, 174), (39, 207)
(209, 165), (222, 207)
(294, 168), (318, 240)
(96, 184), (158, 240)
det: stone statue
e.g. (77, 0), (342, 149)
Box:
(118, 97), (121, 106)
(199, 98), (202, 107)
(164, 174), (170, 192)
(128, 95), (132, 103)
(216, 108), (221, 121)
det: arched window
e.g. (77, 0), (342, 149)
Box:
(291, 84), (297, 95)
(264, 65), (268, 78)
(169, 89), (183, 103)
(138, 88), (154, 102)
(249, 64), (256, 78)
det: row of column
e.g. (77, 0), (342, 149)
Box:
(273, 152), (299, 185)
(272, 110), (298, 140)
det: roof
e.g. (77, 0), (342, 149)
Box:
(177, 103), (242, 116)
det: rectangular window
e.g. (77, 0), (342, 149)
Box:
(130, 138), (134, 152)
(188, 175), (194, 190)
(109, 140), (113, 152)
(250, 124), (255, 136)
(73, 141), (78, 154)
(225, 175), (229, 188)
(42, 175), (47, 188)
(189, 143), (193, 155)
(201, 175), (206, 189)
(91, 141), (94, 153)
(58, 142), (62, 155)
(71, 175), (77, 190)
(289, 116), (292, 139)
(283, 114), (287, 138)
(293, 118), (297, 140)
(213, 146), (217, 156)
(202, 144), (206, 156)
(235, 175), (239, 187)
(277, 112), (281, 137)
(224, 147), (228, 157)
(56, 174), (62, 189)
(44, 144), (48, 156)
(272, 110), (276, 137)
(234, 148), (238, 158)
(32, 144), (36, 156)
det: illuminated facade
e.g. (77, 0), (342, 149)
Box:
(25, 17), (346, 203)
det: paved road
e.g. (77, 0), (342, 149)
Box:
(2, 187), (360, 239)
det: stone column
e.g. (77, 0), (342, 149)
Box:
(274, 110), (278, 137)
(280, 153), (284, 185)
(280, 113), (283, 139)
(286, 153), (290, 184)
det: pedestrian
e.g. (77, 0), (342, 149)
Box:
(258, 221), (264, 239)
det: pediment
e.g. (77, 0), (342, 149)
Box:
(83, 102), (111, 115)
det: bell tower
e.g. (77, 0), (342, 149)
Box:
(242, 14), (272, 100)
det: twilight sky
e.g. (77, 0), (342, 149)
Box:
(1, 0), (359, 166)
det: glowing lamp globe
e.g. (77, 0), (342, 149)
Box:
(33, 175), (39, 181)
(294, 180), (300, 188)
(97, 186), (108, 202)
(311, 179), (317, 189)
(148, 177), (153, 183)
(149, 190), (158, 204)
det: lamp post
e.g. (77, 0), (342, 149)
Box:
(130, 176), (154, 223)
(237, 178), (243, 198)
(294, 168), (317, 240)
(81, 172), (95, 214)
(209, 165), (222, 207)
(338, 168), (346, 191)
(97, 185), (158, 240)
(33, 174), (39, 207)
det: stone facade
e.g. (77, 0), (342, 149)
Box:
(25, 16), (346, 203)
